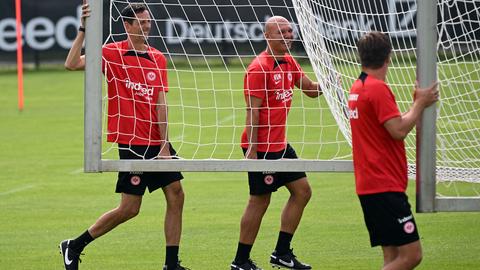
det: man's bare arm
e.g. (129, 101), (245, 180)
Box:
(245, 95), (263, 159)
(296, 75), (322, 98)
(156, 91), (171, 158)
(384, 82), (439, 140)
(65, 3), (90, 70)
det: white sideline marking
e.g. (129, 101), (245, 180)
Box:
(70, 168), (84, 174)
(171, 135), (183, 141)
(171, 115), (236, 142)
(218, 115), (235, 124)
(0, 184), (37, 196)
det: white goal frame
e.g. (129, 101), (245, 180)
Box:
(416, 0), (479, 212)
(84, 0), (480, 212)
(83, 0), (353, 173)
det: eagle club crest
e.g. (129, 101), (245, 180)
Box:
(147, 71), (156, 81)
(264, 175), (274, 185)
(130, 176), (141, 186)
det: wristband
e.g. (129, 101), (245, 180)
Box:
(79, 26), (85, 32)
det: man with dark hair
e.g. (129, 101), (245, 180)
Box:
(231, 16), (322, 270)
(60, 2), (188, 270)
(120, 3), (147, 25)
(348, 31), (439, 270)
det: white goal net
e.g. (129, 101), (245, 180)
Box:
(97, 0), (480, 189)
(291, 0), (480, 193)
(101, 0), (351, 172)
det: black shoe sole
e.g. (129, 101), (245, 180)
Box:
(270, 262), (311, 270)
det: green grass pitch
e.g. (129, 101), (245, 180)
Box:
(1, 68), (479, 269)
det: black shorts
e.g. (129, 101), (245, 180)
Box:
(359, 192), (420, 247)
(242, 144), (307, 195)
(116, 144), (183, 196)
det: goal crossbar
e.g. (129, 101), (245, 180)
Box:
(98, 159), (353, 172)
(435, 197), (480, 212)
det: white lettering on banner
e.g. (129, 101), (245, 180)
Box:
(319, 15), (415, 40)
(234, 23), (248, 41)
(0, 2), (418, 51)
(25, 17), (55, 50)
(317, 0), (416, 40)
(56, 15), (80, 48)
(388, 0), (416, 38)
(0, 18), (19, 51)
(0, 6), (81, 51)
(166, 18), (186, 44)
(165, 16), (294, 45)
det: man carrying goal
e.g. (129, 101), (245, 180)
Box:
(231, 16), (322, 270)
(59, 2), (188, 270)
(348, 31), (439, 270)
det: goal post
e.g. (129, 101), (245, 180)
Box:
(415, 0), (438, 212)
(416, 0), (480, 212)
(84, 0), (102, 173)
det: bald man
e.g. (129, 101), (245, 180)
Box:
(231, 16), (322, 270)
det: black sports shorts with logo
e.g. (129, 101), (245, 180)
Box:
(358, 192), (420, 247)
(242, 144), (307, 195)
(116, 144), (183, 196)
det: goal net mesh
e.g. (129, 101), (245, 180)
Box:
(291, 0), (480, 193)
(103, 0), (480, 191)
(103, 0), (351, 164)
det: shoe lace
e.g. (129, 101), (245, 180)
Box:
(75, 251), (85, 263)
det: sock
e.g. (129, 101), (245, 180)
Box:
(165, 246), (179, 269)
(70, 230), (94, 252)
(234, 242), (253, 264)
(275, 231), (293, 255)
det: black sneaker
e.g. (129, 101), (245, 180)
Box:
(270, 249), (311, 269)
(59, 239), (83, 270)
(231, 258), (263, 270)
(162, 261), (190, 270)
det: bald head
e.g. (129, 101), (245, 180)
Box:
(264, 16), (293, 56)
(265, 16), (291, 34)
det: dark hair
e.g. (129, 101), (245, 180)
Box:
(357, 31), (392, 69)
(121, 3), (148, 25)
